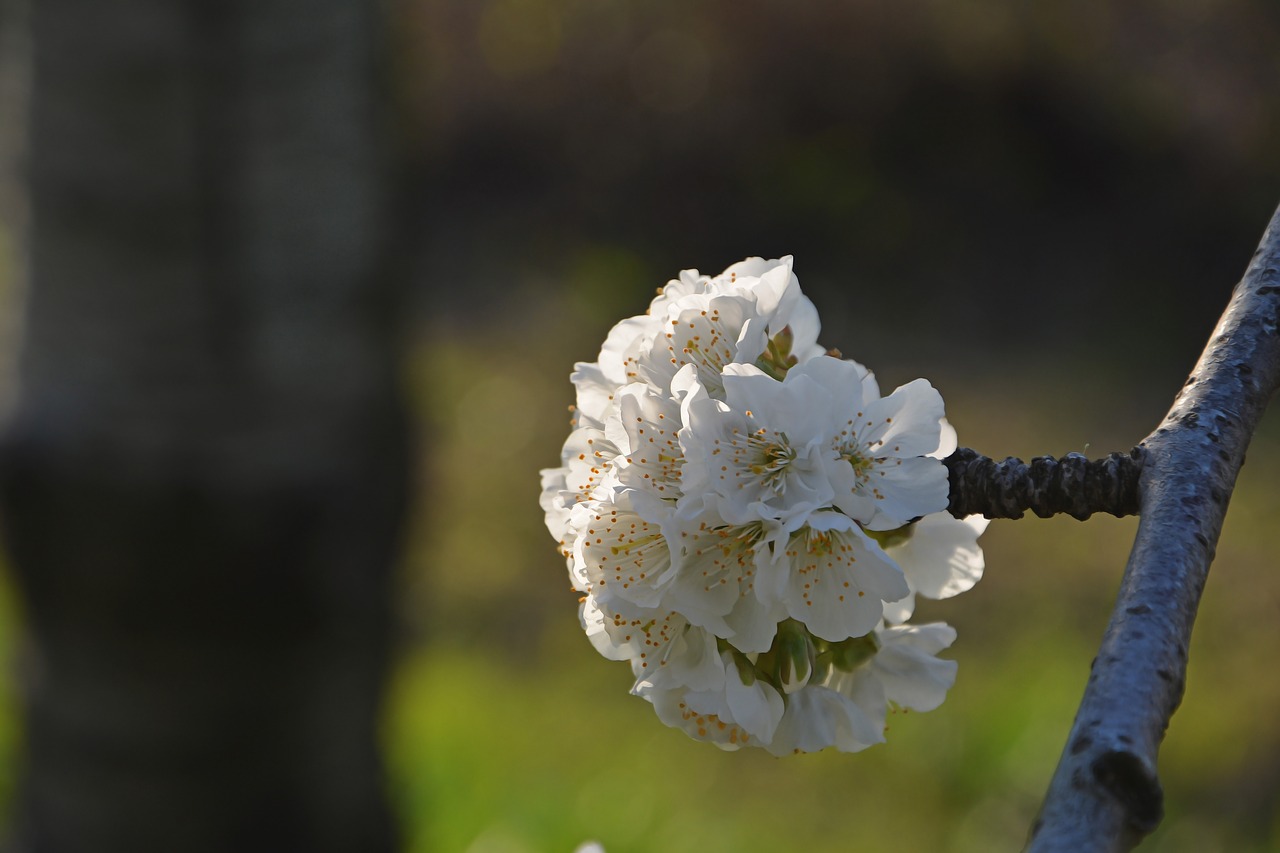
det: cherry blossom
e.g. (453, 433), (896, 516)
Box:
(541, 255), (986, 754)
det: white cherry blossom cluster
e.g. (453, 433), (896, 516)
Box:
(541, 257), (987, 754)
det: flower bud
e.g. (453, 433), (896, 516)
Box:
(754, 326), (799, 380)
(773, 620), (815, 694)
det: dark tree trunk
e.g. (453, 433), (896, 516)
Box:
(1, 1), (409, 850)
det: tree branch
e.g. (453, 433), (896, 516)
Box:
(1025, 203), (1280, 851)
(944, 448), (1144, 520)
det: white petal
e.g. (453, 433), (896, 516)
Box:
(573, 496), (675, 609)
(859, 379), (946, 458)
(720, 585), (787, 654)
(633, 621), (726, 693)
(780, 514), (908, 641)
(647, 685), (757, 751)
(606, 383), (684, 497)
(779, 294), (826, 364)
(569, 362), (614, 430)
(765, 685), (885, 755)
(559, 427), (622, 506)
(539, 465), (573, 546)
(682, 367), (836, 528)
(723, 655), (786, 741)
(932, 418), (959, 459)
(667, 517), (767, 637)
(649, 268), (711, 317)
(639, 292), (769, 397)
(826, 663), (889, 732)
(888, 513), (987, 600)
(580, 595), (633, 662)
(879, 591), (917, 626)
(880, 621), (958, 655)
(778, 356), (871, 433)
(598, 314), (661, 386)
(722, 363), (838, 445)
(854, 455), (950, 531)
(872, 623), (958, 712)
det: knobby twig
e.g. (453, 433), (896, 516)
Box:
(944, 448), (1144, 520)
(1024, 203), (1280, 851)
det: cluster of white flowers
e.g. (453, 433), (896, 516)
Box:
(541, 257), (986, 754)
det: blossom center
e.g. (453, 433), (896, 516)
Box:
(748, 431), (797, 485)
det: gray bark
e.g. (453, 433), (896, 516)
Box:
(1026, 204), (1280, 850)
(2, 1), (409, 850)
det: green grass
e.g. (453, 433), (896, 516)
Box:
(387, 628), (1084, 852)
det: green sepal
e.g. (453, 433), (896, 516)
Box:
(866, 522), (916, 550)
(827, 632), (881, 672)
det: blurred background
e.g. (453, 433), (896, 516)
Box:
(3, 0), (1280, 850)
